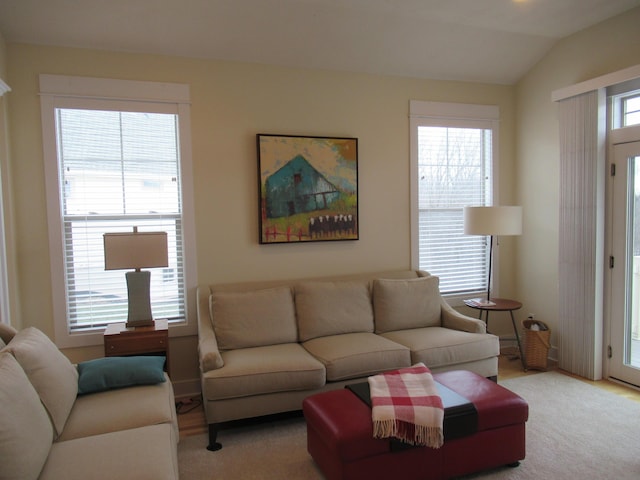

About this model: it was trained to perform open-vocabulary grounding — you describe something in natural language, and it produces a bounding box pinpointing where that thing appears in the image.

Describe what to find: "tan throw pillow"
[0,323,17,344]
[295,281,374,342]
[4,327,79,437]
[0,353,54,480]
[210,287,298,350]
[373,276,442,333]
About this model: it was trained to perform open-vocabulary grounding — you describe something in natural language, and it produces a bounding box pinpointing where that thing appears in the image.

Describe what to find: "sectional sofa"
[197,269,500,450]
[0,324,179,480]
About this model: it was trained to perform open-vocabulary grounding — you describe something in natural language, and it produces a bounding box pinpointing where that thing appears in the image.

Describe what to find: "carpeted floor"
[178,371,640,479]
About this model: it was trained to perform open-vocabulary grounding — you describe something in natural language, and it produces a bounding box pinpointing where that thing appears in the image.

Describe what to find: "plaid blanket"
[368,363,444,448]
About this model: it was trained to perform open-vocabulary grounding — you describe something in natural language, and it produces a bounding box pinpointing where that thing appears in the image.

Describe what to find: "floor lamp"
[104,228,169,328]
[463,206,522,306]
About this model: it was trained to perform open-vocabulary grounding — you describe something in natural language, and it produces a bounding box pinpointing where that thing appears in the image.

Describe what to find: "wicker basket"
[522,319,551,371]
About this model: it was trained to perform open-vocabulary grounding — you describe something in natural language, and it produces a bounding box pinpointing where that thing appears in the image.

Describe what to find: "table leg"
[509,310,527,370]
[476,310,491,332]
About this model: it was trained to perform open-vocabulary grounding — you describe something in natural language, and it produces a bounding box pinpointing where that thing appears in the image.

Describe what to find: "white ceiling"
[1,0,639,84]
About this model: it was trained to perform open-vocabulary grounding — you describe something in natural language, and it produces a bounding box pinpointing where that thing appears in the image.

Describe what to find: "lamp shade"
[104,231,168,271]
[463,206,522,236]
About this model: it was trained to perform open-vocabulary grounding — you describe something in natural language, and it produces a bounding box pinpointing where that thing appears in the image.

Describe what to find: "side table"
[104,319,170,376]
[463,298,527,371]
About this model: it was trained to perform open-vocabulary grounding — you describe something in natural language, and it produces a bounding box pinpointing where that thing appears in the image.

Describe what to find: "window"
[610,83,640,129]
[40,75,197,347]
[410,101,499,298]
[622,94,640,127]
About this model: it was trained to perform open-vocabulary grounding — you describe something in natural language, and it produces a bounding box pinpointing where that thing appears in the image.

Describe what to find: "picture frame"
[257,134,359,244]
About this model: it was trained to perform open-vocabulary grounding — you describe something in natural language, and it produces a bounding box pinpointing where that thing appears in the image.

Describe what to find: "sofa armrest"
[441,300,486,334]
[197,287,224,372]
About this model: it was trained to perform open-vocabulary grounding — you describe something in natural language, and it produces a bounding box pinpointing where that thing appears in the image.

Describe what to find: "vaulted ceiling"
[0,0,639,84]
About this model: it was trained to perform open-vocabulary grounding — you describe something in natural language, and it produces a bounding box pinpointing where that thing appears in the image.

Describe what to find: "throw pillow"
[4,327,78,437]
[0,322,17,344]
[0,353,54,480]
[373,276,442,333]
[77,356,166,395]
[210,286,298,350]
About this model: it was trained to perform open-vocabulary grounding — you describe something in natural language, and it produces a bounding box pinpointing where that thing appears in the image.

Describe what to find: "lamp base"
[125,270,154,328]
[466,297,496,307]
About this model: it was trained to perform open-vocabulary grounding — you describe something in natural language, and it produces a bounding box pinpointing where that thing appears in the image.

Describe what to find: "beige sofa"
[0,325,179,480]
[197,270,499,451]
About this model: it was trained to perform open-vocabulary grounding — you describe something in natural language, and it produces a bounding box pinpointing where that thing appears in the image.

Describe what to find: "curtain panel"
[557,89,606,380]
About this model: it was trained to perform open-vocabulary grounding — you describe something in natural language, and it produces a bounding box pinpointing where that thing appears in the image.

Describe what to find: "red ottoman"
[302,370,528,480]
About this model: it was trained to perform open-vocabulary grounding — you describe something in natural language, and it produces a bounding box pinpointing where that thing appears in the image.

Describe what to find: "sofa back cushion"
[373,276,442,333]
[295,281,374,342]
[210,286,298,350]
[4,327,79,437]
[0,352,54,480]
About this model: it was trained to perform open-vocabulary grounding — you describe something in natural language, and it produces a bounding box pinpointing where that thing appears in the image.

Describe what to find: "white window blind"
[57,108,185,330]
[410,101,498,296]
[417,126,492,293]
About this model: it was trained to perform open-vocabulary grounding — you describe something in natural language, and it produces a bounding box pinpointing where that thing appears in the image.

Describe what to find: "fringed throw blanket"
[368,363,444,448]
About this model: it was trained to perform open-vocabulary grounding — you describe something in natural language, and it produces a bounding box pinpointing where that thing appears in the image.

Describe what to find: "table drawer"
[105,334,167,356]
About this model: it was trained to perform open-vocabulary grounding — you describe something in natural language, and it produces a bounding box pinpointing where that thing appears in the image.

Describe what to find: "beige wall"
[515,7,640,358]
[0,30,6,79]
[5,43,516,389]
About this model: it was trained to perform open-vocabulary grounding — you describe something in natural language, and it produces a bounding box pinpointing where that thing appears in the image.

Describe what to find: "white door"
[609,140,640,386]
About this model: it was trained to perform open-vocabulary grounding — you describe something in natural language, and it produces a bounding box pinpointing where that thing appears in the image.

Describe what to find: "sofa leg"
[207,424,222,451]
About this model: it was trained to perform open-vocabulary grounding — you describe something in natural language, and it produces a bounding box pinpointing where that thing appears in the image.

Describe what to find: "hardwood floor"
[176,352,640,438]
[176,396,207,439]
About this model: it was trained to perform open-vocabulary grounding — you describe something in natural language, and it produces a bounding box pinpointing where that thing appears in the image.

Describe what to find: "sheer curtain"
[557,89,606,380]
[0,80,11,325]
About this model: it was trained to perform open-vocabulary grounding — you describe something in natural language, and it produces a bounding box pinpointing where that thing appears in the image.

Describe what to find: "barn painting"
[257,134,358,244]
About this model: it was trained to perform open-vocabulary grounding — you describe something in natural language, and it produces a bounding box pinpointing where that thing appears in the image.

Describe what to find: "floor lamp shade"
[463,206,522,305]
[104,231,168,328]
[463,206,522,237]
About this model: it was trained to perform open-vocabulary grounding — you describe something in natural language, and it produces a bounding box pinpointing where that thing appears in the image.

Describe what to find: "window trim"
[409,100,500,305]
[40,74,198,348]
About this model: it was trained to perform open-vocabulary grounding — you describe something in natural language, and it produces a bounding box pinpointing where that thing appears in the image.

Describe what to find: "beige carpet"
[178,372,640,479]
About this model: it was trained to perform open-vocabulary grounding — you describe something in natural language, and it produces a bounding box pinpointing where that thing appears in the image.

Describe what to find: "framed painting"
[257,134,359,244]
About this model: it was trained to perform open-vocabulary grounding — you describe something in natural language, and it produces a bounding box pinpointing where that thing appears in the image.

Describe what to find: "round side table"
[463,298,527,371]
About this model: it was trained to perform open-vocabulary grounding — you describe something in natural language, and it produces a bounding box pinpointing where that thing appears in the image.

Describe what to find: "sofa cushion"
[77,356,166,395]
[373,276,442,333]
[210,287,298,350]
[4,327,78,437]
[295,281,374,342]
[58,373,178,442]
[41,424,178,480]
[380,326,500,368]
[302,332,411,381]
[201,343,326,401]
[0,353,54,480]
